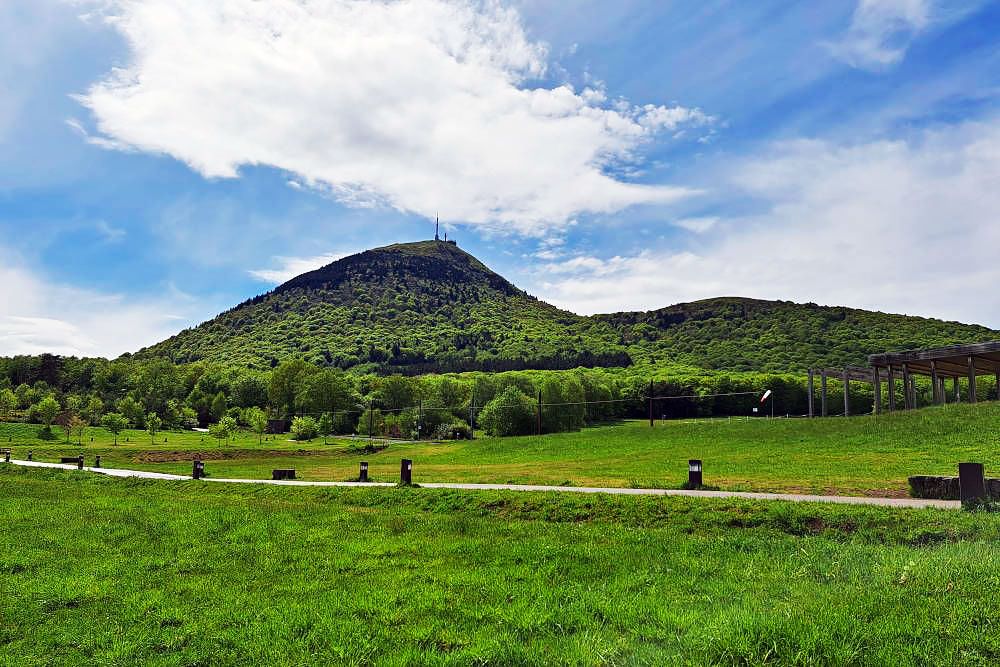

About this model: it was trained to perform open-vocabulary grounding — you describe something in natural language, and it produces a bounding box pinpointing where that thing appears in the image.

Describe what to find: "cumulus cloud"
[249,252,349,284]
[828,0,930,69]
[75,0,711,233]
[0,256,200,357]
[535,120,1000,327]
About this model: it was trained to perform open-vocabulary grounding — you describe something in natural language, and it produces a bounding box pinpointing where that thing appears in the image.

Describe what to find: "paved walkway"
[5,459,960,509]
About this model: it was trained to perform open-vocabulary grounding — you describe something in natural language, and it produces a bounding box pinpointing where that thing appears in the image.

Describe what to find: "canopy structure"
[807,341,1000,417]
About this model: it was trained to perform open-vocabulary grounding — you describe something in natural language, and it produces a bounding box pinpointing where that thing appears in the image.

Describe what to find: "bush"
[432,420,472,440]
[478,386,536,437]
[291,415,319,441]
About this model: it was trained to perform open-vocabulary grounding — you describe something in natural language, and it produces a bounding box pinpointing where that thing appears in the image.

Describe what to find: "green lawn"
[3,401,1000,496]
[1,467,998,665]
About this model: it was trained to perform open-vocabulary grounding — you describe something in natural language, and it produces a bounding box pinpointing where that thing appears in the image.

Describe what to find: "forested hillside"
[599,297,999,372]
[139,241,628,373]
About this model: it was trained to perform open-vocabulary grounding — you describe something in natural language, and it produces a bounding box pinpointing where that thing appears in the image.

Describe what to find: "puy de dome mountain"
[139,240,999,374]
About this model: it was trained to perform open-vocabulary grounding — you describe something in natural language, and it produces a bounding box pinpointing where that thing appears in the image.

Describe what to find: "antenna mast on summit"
[435,215,440,241]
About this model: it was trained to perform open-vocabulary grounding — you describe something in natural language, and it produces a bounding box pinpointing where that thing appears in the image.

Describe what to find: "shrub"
[478,386,535,437]
[291,416,319,441]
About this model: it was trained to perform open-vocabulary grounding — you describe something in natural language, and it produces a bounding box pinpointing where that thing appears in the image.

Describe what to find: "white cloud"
[828,0,930,70]
[672,216,719,233]
[75,0,711,234]
[535,120,1000,328]
[0,255,200,357]
[249,252,349,284]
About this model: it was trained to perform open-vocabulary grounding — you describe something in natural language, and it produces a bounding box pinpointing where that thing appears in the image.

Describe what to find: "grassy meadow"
[4,402,1000,496]
[1,466,999,665]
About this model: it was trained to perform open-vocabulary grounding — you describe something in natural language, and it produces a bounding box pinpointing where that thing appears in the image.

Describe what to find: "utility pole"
[648,379,654,428]
[537,391,542,436]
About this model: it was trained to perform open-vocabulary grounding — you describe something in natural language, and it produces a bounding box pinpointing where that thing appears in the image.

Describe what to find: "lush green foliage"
[290,415,319,441]
[598,296,998,372]
[138,241,629,372]
[3,466,999,664]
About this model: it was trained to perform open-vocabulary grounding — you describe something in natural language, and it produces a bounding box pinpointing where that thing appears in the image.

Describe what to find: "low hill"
[597,297,999,372]
[139,241,999,374]
[139,241,628,372]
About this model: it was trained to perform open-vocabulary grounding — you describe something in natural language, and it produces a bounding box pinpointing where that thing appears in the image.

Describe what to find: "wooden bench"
[272,469,296,481]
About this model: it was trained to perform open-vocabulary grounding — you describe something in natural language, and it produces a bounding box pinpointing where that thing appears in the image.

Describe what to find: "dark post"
[968,356,977,403]
[648,379,654,427]
[95,455,101,468]
[902,364,911,409]
[27,451,32,461]
[368,399,374,444]
[192,459,202,480]
[77,455,84,470]
[887,365,896,412]
[3,450,8,463]
[953,377,960,403]
[537,390,542,436]
[688,459,703,488]
[807,370,815,418]
[400,458,412,485]
[418,400,423,439]
[359,461,369,483]
[958,462,987,506]
[872,368,881,415]
[820,371,828,417]
[842,369,850,417]
[930,361,940,404]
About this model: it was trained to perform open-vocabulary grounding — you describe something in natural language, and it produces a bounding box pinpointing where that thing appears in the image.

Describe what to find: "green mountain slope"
[597,297,999,372]
[139,241,999,374]
[139,241,628,372]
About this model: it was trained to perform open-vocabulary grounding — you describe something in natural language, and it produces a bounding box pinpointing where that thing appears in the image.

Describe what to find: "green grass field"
[4,402,999,496]
[1,466,999,665]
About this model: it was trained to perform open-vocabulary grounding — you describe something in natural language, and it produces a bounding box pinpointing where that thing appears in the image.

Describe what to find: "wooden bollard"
[688,459,703,488]
[959,462,987,506]
[77,455,84,470]
[94,456,101,468]
[359,461,369,483]
[192,459,203,480]
[3,450,9,464]
[400,459,412,485]
[27,451,32,461]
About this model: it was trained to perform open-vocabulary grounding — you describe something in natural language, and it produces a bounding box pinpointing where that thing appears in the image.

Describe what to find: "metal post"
[95,455,101,468]
[418,400,423,439]
[77,455,84,470]
[27,451,32,461]
[359,461,368,483]
[469,390,476,440]
[400,458,412,485]
[648,380,654,427]
[807,370,815,418]
[369,399,374,443]
[537,390,542,436]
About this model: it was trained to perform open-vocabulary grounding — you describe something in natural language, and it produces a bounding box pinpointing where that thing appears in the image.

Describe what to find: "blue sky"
[2,0,1000,357]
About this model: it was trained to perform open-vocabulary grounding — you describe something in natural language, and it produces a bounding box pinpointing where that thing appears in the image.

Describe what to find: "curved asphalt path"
[5,459,960,510]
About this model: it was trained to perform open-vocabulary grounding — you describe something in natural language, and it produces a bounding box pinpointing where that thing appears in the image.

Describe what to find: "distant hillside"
[597,297,999,372]
[139,241,999,374]
[139,241,628,372]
